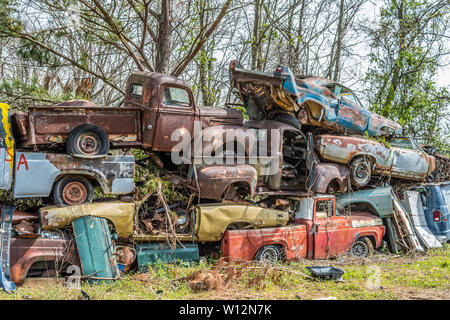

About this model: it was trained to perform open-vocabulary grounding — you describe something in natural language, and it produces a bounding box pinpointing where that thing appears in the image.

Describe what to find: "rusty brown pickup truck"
[12,72,243,158]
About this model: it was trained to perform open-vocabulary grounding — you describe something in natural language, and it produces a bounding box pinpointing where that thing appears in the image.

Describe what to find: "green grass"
[1,245,448,300]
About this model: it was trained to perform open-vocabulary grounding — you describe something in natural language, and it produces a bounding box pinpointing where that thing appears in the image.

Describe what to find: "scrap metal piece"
[40,201,136,238]
[136,243,199,271]
[194,204,289,242]
[0,205,16,292]
[401,191,442,249]
[72,216,120,283]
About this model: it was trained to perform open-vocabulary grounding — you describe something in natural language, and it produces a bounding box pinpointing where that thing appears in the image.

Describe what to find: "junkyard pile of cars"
[0,60,448,292]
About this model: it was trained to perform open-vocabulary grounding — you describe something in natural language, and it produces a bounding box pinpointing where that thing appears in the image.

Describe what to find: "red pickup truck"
[221,195,385,262]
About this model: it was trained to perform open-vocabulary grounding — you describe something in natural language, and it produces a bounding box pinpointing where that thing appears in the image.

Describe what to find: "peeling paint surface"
[40,201,136,238]
[317,134,434,180]
[194,204,289,242]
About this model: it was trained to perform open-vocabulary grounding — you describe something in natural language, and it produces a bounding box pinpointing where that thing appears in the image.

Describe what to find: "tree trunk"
[156,0,171,74]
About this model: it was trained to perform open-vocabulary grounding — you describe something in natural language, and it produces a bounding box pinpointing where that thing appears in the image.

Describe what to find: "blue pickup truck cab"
[414,182,450,243]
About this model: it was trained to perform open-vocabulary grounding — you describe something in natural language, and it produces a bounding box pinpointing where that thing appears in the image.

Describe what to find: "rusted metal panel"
[349,212,383,228]
[195,164,258,199]
[9,238,80,285]
[194,204,289,242]
[14,100,141,148]
[13,151,135,198]
[317,134,435,180]
[40,201,136,239]
[310,163,349,193]
[221,226,308,262]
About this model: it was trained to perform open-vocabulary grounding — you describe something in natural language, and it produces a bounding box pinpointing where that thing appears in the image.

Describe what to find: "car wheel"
[350,238,373,258]
[53,176,94,206]
[67,124,109,157]
[349,157,371,188]
[254,245,285,265]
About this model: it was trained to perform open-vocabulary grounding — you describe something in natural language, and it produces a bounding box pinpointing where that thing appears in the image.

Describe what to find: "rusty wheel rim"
[77,132,101,155]
[62,181,88,205]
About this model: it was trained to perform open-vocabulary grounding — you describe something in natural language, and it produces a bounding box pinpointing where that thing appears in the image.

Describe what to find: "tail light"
[433,210,441,222]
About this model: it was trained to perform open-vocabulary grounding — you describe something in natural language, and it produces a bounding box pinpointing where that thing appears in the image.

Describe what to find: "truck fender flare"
[351,232,380,248]
[54,169,108,193]
[348,153,376,167]
[10,254,54,285]
[251,240,289,260]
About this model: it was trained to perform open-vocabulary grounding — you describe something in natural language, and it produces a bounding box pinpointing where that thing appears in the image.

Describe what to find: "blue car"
[415,182,450,243]
[229,60,402,137]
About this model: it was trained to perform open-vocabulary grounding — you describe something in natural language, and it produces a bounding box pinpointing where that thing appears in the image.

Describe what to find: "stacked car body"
[1,60,448,288]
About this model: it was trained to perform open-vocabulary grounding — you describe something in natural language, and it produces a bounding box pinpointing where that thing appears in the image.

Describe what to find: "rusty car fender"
[195,164,258,200]
[40,201,136,238]
[194,204,289,242]
[9,238,80,285]
[192,125,259,161]
[349,226,386,248]
[310,162,349,193]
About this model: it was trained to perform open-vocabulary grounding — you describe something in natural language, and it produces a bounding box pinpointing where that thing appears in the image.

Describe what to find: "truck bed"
[12,101,142,148]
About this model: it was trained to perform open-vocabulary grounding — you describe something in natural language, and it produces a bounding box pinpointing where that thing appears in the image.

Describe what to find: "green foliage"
[0,77,81,111]
[364,0,449,151]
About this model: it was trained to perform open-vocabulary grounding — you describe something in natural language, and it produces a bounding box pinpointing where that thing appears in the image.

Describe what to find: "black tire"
[67,124,109,156]
[273,113,302,130]
[254,245,285,265]
[350,237,374,258]
[349,156,371,188]
[53,175,94,206]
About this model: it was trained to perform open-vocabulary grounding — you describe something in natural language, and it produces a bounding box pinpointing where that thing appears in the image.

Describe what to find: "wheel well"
[354,235,376,248]
[349,154,375,167]
[27,260,69,278]
[226,222,251,230]
[303,100,323,121]
[342,201,379,216]
[54,173,100,189]
[326,179,340,193]
[222,182,251,198]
